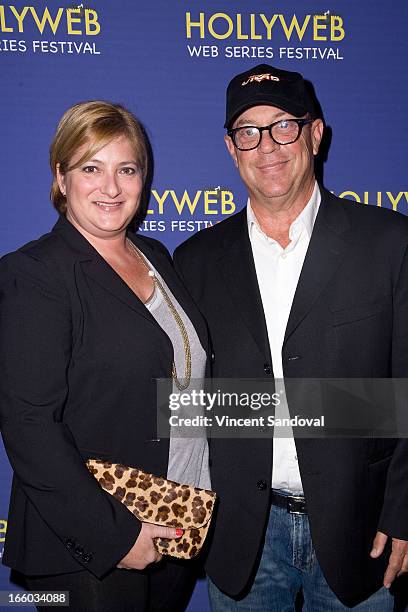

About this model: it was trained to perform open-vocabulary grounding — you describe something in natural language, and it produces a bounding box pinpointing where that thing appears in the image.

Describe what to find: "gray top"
[143,259,211,490]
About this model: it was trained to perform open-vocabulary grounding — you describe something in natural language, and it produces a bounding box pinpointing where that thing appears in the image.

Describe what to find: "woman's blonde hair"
[50,101,150,217]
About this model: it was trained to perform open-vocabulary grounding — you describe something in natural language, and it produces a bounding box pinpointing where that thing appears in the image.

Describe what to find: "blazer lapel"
[218,209,271,360]
[52,216,165,328]
[53,216,210,351]
[284,188,351,345]
[81,256,159,325]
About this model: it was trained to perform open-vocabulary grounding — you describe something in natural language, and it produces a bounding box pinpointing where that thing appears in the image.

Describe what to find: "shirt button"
[257,480,267,491]
[264,363,272,375]
[281,252,287,259]
[294,455,298,461]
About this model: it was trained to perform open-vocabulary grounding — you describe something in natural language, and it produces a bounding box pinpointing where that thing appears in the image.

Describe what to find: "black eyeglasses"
[227,118,313,151]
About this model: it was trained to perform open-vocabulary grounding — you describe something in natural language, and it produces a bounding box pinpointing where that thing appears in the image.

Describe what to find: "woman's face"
[57,135,143,241]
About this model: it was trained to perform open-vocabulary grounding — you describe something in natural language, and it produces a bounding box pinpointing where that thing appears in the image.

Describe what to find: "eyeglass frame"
[227,118,314,151]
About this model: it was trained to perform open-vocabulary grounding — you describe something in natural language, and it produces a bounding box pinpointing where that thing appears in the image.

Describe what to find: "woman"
[0,101,210,611]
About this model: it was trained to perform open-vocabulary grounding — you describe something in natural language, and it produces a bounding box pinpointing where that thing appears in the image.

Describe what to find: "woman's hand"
[117,523,183,570]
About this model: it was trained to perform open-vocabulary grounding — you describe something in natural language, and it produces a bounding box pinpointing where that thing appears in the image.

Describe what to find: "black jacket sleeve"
[378,242,408,539]
[0,251,141,578]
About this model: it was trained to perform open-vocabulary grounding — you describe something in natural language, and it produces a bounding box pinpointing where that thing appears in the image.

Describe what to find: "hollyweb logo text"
[185,11,345,61]
[0,4,102,55]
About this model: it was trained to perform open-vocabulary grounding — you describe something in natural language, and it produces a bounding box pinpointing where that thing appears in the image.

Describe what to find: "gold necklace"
[126,238,192,391]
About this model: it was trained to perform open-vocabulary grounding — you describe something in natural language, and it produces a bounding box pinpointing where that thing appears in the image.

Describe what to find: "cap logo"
[241,73,280,86]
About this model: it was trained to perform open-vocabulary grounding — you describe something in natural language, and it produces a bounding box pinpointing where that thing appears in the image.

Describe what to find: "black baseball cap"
[224,64,315,129]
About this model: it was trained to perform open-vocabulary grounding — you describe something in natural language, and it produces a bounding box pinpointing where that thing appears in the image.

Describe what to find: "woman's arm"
[0,250,141,577]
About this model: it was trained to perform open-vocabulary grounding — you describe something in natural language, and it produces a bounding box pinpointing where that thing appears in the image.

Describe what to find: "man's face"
[225,105,323,206]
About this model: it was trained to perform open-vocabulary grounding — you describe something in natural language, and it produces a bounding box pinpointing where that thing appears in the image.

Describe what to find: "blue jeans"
[208,491,394,611]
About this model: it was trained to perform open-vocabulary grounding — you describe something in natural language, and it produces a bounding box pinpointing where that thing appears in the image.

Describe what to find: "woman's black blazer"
[0,215,209,578]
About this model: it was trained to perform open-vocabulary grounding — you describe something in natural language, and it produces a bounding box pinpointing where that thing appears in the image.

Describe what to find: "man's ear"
[224,134,239,168]
[56,163,66,196]
[311,119,324,156]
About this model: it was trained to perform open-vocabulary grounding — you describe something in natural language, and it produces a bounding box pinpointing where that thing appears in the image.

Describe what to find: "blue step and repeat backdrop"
[1,1,407,610]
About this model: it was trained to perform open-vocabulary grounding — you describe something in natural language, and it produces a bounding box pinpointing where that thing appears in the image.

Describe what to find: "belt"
[271,491,307,514]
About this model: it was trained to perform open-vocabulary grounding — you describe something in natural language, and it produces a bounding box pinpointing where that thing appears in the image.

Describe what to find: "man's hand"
[370,531,408,588]
[117,523,183,570]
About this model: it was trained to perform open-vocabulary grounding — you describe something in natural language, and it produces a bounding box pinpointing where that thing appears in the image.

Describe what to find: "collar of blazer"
[52,215,210,357]
[213,185,351,353]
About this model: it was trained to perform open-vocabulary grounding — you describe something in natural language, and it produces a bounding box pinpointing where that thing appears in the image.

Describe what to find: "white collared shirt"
[247,182,321,492]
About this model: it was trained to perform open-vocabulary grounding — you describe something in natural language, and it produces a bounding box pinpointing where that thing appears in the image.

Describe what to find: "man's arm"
[370,240,408,587]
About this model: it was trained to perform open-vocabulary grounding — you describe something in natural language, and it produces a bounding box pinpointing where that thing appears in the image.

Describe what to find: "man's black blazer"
[0,216,209,578]
[174,187,408,607]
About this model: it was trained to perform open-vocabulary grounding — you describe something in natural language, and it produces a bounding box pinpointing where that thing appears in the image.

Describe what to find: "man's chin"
[257,186,292,201]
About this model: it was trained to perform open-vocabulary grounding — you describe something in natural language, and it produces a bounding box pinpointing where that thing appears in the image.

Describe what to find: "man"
[174,64,408,610]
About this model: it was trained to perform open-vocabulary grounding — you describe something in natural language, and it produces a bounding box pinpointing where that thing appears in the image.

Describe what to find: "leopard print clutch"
[86,459,217,560]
